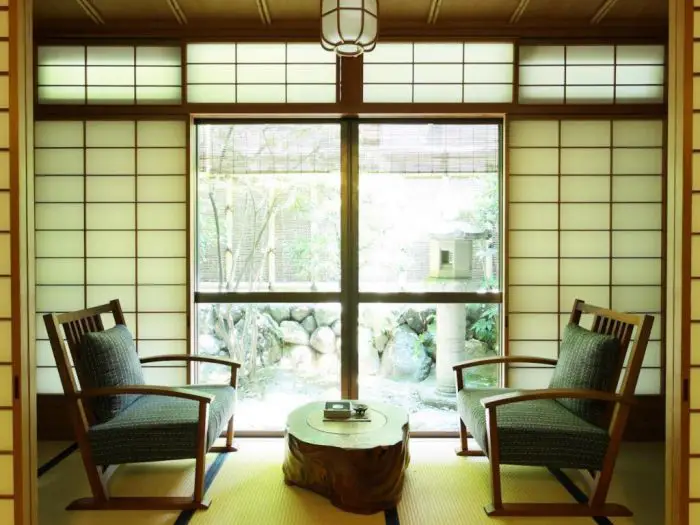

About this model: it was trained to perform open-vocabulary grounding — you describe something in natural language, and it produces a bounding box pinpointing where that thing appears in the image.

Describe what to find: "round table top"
[286,401,409,449]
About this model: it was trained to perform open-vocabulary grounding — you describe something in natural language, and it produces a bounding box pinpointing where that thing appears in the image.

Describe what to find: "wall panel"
[507,119,664,393]
[34,120,188,393]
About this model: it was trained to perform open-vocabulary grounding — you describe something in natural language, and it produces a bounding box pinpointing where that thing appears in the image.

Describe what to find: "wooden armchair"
[453,299,653,518]
[44,299,241,511]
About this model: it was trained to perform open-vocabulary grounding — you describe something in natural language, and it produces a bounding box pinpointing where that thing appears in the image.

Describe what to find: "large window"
[194,121,503,433]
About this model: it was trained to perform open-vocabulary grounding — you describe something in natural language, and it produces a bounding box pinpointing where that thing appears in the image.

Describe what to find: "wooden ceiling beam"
[166,0,188,26]
[591,0,622,25]
[427,0,443,24]
[509,0,532,24]
[74,0,105,25]
[256,0,272,25]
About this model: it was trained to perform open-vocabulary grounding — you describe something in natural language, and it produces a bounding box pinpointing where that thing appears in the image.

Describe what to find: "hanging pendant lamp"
[320,0,379,57]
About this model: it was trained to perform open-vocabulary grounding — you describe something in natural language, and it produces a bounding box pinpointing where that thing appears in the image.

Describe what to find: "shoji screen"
[34,120,188,393]
[0,0,13,516]
[186,42,336,103]
[518,45,665,104]
[507,119,664,393]
[363,42,514,103]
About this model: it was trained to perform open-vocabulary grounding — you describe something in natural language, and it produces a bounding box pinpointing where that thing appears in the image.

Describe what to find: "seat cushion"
[77,325,145,423]
[457,388,610,471]
[88,384,236,466]
[549,323,620,426]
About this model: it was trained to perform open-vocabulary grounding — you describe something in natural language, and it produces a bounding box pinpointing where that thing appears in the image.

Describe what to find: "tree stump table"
[282,401,410,514]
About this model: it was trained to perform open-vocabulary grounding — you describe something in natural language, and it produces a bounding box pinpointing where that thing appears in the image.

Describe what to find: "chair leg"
[193,443,207,506]
[455,418,485,457]
[211,416,237,453]
[485,457,503,514]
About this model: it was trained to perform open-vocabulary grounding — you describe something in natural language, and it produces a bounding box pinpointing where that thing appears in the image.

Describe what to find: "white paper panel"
[508,121,559,147]
[509,259,558,285]
[612,149,663,175]
[36,259,84,285]
[0,411,12,451]
[35,231,84,257]
[86,231,135,257]
[612,231,661,258]
[86,203,135,229]
[559,286,610,310]
[509,148,559,175]
[611,286,661,312]
[137,176,185,202]
[138,313,187,339]
[508,231,558,257]
[560,121,610,147]
[560,176,610,201]
[35,121,84,147]
[462,84,512,103]
[137,203,186,230]
[137,148,186,175]
[35,285,84,313]
[560,149,610,175]
[0,321,10,363]
[690,414,700,454]
[35,204,84,230]
[507,367,554,389]
[137,231,186,257]
[187,85,236,104]
[364,85,412,103]
[509,203,557,229]
[560,231,610,258]
[34,149,84,175]
[0,454,13,495]
[413,85,462,103]
[612,259,661,285]
[137,340,187,358]
[87,286,135,312]
[86,149,135,175]
[612,120,663,147]
[612,203,662,230]
[137,121,186,147]
[560,259,609,285]
[0,279,9,318]
[508,286,557,312]
[36,367,63,394]
[612,176,661,202]
[560,203,610,230]
[86,176,135,202]
[508,176,558,202]
[86,121,135,147]
[137,258,186,284]
[507,341,558,360]
[519,86,564,104]
[138,286,186,312]
[631,368,661,395]
[508,313,559,340]
[142,367,187,386]
[86,258,135,285]
[35,176,83,202]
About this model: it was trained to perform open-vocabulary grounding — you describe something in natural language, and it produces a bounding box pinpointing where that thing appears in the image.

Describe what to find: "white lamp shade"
[321,0,378,57]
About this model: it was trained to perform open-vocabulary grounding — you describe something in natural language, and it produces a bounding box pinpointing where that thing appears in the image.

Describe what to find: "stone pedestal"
[435,303,466,395]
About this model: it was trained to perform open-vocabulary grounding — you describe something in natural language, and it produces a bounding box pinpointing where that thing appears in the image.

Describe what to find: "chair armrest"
[453,356,558,372]
[76,386,214,404]
[480,388,632,409]
[139,354,241,369]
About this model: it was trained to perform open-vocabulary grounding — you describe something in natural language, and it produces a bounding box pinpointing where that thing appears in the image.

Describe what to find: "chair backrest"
[43,299,127,426]
[567,298,654,401]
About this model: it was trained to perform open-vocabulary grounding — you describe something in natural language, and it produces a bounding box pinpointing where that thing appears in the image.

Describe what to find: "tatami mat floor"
[37,438,664,525]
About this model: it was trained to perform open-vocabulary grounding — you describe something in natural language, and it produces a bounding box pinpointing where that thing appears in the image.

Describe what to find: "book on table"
[323,401,371,422]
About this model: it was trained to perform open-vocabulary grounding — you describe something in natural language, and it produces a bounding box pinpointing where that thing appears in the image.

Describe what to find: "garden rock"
[380,324,432,382]
[268,305,291,324]
[400,308,425,333]
[301,315,318,334]
[198,334,219,356]
[291,306,312,322]
[314,304,340,327]
[331,319,341,336]
[280,320,310,346]
[310,326,336,354]
[358,326,380,375]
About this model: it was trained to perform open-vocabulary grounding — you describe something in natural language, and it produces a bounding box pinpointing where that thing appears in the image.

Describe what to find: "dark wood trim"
[33,103,667,120]
[591,0,622,26]
[509,0,532,25]
[32,20,668,41]
[8,0,21,520]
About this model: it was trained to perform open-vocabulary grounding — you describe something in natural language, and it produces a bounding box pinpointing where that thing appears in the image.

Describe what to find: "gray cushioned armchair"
[454,299,653,519]
[44,299,240,512]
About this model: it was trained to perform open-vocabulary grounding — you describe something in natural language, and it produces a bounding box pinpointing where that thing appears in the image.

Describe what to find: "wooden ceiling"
[34,0,668,38]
